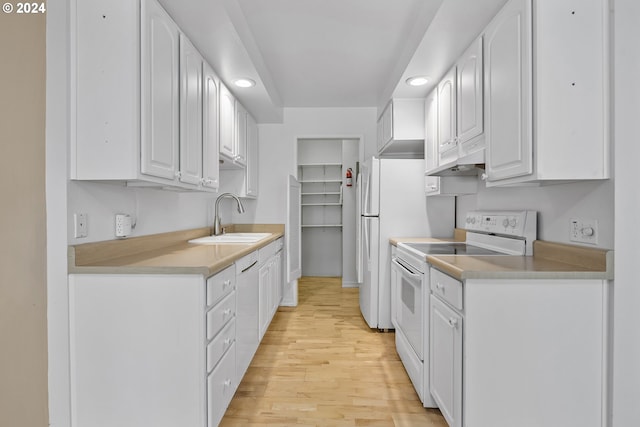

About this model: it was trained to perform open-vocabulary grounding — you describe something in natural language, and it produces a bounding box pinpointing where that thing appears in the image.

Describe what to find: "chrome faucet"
[213,193,245,235]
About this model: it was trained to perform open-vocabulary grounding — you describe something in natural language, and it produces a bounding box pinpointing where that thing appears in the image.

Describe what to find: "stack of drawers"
[205,265,237,427]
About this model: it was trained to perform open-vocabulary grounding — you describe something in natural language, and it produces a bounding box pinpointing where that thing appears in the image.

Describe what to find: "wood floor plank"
[220,277,448,427]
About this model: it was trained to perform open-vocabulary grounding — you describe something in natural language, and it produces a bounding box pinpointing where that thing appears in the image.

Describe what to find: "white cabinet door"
[141,0,180,181]
[484,0,533,181]
[202,63,220,190]
[424,91,440,194]
[275,251,283,307]
[457,36,484,154]
[258,263,271,341]
[245,113,259,197]
[269,257,279,317]
[376,116,384,151]
[219,83,236,160]
[179,35,203,186]
[235,102,248,166]
[437,67,457,163]
[69,274,206,427]
[430,295,462,427]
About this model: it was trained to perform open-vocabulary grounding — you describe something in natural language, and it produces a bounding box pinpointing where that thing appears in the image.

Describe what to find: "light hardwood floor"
[220,277,448,427]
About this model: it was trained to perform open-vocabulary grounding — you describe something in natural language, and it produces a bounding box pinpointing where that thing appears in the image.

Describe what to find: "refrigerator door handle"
[356,174,363,283]
[363,169,372,216]
[363,216,372,271]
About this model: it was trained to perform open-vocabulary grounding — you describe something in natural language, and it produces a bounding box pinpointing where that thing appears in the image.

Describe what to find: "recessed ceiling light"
[233,78,256,88]
[405,76,429,87]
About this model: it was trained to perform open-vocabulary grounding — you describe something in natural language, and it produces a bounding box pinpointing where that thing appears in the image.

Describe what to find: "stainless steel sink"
[188,232,272,244]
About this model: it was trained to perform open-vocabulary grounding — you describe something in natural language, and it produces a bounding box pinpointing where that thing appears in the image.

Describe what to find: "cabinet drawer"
[207,343,236,427]
[207,265,235,308]
[207,318,235,373]
[207,291,236,340]
[430,268,463,310]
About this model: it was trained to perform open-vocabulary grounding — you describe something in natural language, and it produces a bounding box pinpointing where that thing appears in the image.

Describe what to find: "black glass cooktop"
[401,242,506,256]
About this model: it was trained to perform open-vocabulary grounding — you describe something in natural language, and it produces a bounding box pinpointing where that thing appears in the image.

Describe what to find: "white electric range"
[391,210,537,407]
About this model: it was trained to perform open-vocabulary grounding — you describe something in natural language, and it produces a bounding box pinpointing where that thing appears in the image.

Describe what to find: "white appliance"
[392,210,537,407]
[357,157,454,330]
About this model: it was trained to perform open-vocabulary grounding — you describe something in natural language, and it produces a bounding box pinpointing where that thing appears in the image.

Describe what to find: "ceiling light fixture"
[405,76,429,87]
[233,78,256,88]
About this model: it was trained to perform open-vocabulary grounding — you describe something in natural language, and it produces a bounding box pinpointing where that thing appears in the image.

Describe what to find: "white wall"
[234,107,377,224]
[613,1,640,426]
[236,108,377,297]
[68,182,227,244]
[457,179,614,248]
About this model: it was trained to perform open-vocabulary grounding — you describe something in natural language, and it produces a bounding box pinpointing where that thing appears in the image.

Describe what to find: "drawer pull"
[448,318,458,328]
[223,308,231,318]
[224,379,232,389]
[436,282,445,291]
[223,279,231,289]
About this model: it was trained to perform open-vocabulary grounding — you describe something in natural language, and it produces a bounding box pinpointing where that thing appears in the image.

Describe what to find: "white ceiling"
[159,0,508,123]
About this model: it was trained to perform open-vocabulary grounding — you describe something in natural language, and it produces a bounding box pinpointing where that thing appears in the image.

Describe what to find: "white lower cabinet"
[69,261,249,427]
[258,239,284,340]
[207,343,236,427]
[430,280,463,427]
[428,267,610,427]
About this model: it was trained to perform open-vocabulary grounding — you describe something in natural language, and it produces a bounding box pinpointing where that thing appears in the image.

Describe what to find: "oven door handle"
[392,257,421,277]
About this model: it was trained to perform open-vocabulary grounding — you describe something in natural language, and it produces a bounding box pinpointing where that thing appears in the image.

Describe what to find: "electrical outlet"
[115,214,132,238]
[74,213,88,238]
[570,218,598,245]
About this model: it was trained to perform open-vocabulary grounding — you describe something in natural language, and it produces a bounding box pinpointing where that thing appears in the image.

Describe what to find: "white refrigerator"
[357,157,454,329]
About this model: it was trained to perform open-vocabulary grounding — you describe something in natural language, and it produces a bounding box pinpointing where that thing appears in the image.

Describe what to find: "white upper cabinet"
[245,114,259,197]
[457,37,484,156]
[202,62,220,190]
[425,91,439,191]
[484,0,609,186]
[380,103,394,148]
[437,67,457,164]
[71,0,220,192]
[484,0,532,182]
[434,36,485,170]
[377,99,425,157]
[140,0,181,182]
[219,83,237,163]
[219,106,259,198]
[425,89,478,197]
[235,102,248,167]
[178,34,203,187]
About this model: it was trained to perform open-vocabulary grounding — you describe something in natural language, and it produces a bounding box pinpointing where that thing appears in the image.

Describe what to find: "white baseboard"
[342,281,360,288]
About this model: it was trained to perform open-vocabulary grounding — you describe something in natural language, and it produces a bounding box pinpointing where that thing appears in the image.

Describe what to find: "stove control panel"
[465,210,537,239]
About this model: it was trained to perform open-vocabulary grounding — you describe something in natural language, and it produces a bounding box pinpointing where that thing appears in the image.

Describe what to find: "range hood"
[426,149,485,176]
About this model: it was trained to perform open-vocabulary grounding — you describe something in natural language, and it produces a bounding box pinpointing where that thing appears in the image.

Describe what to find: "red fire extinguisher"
[346,168,353,187]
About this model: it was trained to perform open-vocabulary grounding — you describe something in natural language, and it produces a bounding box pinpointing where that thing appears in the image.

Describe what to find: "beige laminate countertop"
[391,237,613,281]
[69,224,284,277]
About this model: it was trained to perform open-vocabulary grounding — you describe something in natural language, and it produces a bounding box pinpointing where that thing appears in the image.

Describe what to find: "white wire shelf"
[299,179,343,183]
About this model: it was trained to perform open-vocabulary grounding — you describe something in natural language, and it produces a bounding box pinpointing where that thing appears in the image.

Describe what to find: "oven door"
[391,256,424,360]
